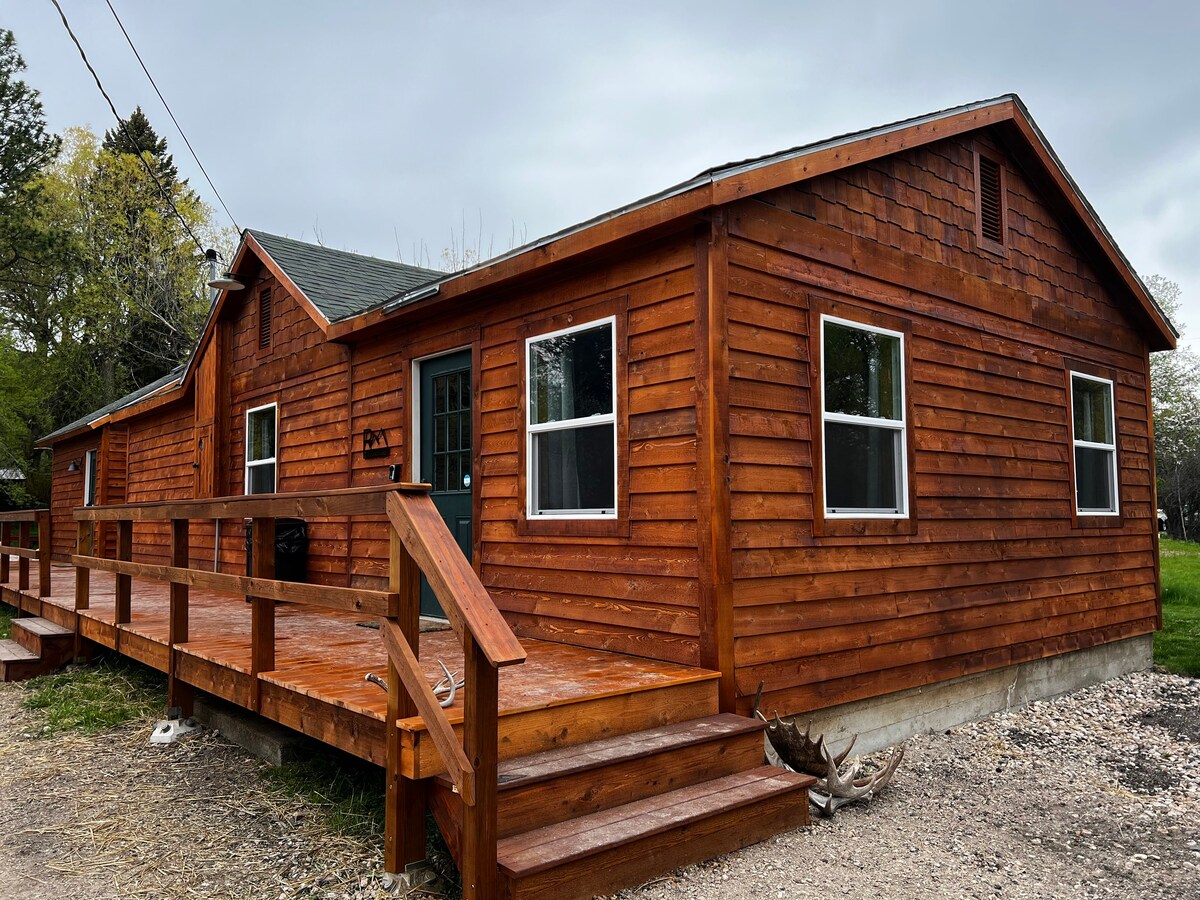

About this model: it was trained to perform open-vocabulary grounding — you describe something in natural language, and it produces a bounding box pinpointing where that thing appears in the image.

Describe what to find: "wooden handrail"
[0,509,48,522]
[385,491,525,668]
[64,484,519,897]
[0,508,51,597]
[69,554,397,616]
[74,483,428,522]
[379,619,476,803]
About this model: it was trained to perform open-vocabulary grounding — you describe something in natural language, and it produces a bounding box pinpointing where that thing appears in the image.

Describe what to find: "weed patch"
[22,656,167,735]
[0,600,13,639]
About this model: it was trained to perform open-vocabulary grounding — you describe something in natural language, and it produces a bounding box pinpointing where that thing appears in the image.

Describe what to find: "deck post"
[168,518,193,717]
[461,632,499,900]
[37,510,51,598]
[249,516,276,710]
[1,522,9,583]
[17,521,30,593]
[74,520,92,661]
[384,524,427,877]
[114,520,133,625]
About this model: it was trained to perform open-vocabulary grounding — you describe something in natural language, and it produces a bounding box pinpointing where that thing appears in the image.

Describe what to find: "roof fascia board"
[710,99,1016,203]
[327,184,715,340]
[1004,107,1175,350]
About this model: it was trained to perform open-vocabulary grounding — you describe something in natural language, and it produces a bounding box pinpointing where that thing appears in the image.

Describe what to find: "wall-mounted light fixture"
[67,458,82,472]
[205,248,245,291]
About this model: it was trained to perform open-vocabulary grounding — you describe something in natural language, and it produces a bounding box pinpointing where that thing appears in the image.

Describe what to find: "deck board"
[2,562,717,765]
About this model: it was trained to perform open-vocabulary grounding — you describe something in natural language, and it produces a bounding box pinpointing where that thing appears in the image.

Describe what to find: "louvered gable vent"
[258,287,272,350]
[978,155,1004,245]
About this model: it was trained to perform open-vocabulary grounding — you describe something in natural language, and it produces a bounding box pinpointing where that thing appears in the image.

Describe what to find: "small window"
[258,287,272,351]
[526,317,617,518]
[975,150,1007,252]
[245,403,277,495]
[821,316,908,517]
[83,448,98,507]
[1071,373,1118,515]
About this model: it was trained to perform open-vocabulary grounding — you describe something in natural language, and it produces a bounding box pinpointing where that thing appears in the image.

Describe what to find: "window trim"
[819,313,910,520]
[1068,370,1120,518]
[525,314,619,520]
[973,146,1008,257]
[244,402,278,495]
[83,448,98,507]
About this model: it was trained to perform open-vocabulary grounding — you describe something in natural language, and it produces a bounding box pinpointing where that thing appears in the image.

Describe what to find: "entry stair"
[0,616,74,682]
[429,710,815,899]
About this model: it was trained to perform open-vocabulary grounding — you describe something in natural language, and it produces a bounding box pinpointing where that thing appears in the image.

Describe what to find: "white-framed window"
[1070,372,1119,515]
[245,403,278,495]
[526,316,617,518]
[83,448,98,507]
[820,315,908,518]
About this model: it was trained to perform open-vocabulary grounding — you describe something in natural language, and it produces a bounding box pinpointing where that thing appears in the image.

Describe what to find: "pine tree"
[102,105,179,187]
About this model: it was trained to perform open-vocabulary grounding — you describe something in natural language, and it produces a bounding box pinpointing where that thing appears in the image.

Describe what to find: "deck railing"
[72,484,525,899]
[0,509,51,598]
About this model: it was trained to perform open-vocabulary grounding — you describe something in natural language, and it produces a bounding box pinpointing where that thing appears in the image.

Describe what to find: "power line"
[104,0,240,232]
[47,0,210,258]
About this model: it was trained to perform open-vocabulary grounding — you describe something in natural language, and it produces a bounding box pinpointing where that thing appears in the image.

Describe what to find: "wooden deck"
[1,561,719,770]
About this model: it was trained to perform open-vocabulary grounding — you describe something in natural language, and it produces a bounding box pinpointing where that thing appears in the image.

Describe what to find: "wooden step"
[400,672,720,779]
[0,639,45,682]
[12,616,74,667]
[433,713,768,839]
[497,766,814,900]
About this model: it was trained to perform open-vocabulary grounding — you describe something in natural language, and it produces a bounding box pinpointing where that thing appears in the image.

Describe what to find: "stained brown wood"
[17,522,30,591]
[386,491,525,667]
[379,618,475,803]
[461,631,499,899]
[75,483,426,522]
[67,554,395,615]
[114,520,133,624]
[250,516,276,709]
[168,518,193,714]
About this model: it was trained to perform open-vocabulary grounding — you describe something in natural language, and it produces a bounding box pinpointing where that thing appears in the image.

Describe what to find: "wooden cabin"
[7,94,1175,896]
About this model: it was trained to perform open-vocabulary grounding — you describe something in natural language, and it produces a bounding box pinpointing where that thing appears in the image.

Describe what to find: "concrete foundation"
[792,634,1154,756]
[193,695,317,766]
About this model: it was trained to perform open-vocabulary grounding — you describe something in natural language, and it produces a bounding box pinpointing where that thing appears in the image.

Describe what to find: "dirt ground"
[0,669,1196,900]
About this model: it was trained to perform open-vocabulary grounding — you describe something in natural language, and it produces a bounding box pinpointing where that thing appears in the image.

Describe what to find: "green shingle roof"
[248,229,443,323]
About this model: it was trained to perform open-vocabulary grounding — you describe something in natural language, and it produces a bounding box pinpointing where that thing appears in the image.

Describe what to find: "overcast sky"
[8,0,1198,344]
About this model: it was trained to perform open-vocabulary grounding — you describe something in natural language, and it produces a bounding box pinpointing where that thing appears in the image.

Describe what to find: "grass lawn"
[1157,537,1200,677]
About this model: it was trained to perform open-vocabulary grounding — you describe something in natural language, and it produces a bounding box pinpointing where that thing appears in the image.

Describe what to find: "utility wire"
[105,0,240,232]
[47,0,209,258]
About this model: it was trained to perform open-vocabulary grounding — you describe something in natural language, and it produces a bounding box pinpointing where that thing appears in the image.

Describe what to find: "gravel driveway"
[0,669,1196,900]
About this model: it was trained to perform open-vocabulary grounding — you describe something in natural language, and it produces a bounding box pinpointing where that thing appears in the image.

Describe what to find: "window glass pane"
[1075,446,1115,512]
[529,322,613,425]
[824,322,902,420]
[85,450,97,506]
[533,424,615,513]
[1073,377,1113,445]
[825,422,900,511]
[247,408,275,462]
[248,462,275,495]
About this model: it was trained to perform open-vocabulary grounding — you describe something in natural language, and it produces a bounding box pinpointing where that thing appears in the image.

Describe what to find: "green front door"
[419,349,473,618]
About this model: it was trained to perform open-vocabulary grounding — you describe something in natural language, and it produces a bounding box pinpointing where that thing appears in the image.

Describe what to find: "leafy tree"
[1147,275,1200,540]
[0,29,63,504]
